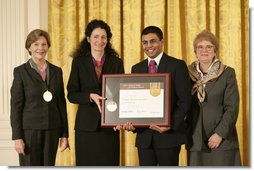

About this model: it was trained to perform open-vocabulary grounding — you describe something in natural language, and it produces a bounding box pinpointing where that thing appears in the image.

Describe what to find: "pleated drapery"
[47,0,249,166]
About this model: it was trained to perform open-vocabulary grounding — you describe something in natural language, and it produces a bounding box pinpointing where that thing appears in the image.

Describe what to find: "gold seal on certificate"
[43,90,53,102]
[150,82,161,97]
[107,100,117,112]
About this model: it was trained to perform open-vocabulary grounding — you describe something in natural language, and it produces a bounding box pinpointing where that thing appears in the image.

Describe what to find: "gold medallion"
[150,82,161,97]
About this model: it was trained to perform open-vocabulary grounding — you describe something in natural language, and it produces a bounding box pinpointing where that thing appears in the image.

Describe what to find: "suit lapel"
[157,54,168,73]
[102,55,111,74]
[82,55,99,85]
[140,59,149,73]
[204,79,217,96]
[25,61,43,82]
[48,62,56,84]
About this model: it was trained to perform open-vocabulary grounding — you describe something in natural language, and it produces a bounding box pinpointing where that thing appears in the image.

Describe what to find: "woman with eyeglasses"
[185,30,241,166]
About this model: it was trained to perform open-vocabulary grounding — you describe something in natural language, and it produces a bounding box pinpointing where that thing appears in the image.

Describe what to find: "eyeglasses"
[196,45,214,52]
[142,39,160,46]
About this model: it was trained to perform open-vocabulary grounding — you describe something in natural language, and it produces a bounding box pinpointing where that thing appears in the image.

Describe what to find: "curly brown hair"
[72,19,119,58]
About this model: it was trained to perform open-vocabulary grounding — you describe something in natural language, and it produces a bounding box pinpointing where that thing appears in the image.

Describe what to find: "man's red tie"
[149,60,157,73]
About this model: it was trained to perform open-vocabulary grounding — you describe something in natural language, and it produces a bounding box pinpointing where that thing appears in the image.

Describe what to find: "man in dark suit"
[123,26,191,166]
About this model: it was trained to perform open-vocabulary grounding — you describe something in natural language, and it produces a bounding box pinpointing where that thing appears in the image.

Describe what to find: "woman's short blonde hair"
[193,30,219,53]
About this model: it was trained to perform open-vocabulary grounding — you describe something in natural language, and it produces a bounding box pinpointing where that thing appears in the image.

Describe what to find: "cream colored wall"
[0,0,48,166]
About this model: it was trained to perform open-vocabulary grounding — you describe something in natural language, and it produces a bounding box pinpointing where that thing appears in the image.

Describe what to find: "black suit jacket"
[131,53,191,148]
[10,60,68,140]
[67,54,124,131]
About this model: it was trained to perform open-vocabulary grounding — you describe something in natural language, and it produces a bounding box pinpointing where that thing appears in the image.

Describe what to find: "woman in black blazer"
[10,29,69,166]
[67,19,124,166]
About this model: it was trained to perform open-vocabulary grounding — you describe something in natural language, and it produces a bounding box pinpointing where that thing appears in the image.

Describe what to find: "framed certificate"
[101,73,170,128]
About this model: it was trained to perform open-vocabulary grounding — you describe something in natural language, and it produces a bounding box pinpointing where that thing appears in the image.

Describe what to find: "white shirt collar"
[147,52,163,66]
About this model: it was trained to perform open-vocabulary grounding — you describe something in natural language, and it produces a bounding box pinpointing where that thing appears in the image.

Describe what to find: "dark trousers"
[75,129,119,166]
[138,146,181,166]
[19,129,60,166]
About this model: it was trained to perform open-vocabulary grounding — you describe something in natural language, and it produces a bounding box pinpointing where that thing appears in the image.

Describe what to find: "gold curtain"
[48,0,249,166]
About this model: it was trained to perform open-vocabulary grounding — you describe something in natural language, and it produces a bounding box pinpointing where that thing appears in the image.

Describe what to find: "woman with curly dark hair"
[67,19,124,166]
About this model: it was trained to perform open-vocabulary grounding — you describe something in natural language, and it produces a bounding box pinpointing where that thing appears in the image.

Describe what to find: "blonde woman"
[186,30,241,166]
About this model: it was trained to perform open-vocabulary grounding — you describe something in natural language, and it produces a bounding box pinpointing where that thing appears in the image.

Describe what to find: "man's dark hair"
[141,26,163,40]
